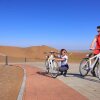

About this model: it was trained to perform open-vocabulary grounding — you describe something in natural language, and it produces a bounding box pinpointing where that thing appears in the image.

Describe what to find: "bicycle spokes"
[79,59,90,77]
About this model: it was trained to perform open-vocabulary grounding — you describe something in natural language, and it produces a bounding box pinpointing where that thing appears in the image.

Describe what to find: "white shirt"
[61,55,68,66]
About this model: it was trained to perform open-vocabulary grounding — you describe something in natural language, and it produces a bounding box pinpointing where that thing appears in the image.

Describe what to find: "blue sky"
[0,0,100,50]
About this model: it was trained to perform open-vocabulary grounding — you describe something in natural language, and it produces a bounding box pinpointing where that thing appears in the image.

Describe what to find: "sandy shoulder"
[0,65,23,100]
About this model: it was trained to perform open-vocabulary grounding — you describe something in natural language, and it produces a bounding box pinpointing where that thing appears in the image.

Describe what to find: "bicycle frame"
[48,54,55,69]
[88,53,100,70]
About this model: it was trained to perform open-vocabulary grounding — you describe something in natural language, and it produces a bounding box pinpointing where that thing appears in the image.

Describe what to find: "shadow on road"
[37,71,53,78]
[67,73,100,83]
[36,70,100,83]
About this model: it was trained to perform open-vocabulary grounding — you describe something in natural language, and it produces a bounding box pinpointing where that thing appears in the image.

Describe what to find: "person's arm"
[55,58,65,61]
[90,36,97,50]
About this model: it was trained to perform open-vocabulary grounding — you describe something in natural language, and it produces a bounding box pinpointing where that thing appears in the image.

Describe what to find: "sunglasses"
[63,51,67,53]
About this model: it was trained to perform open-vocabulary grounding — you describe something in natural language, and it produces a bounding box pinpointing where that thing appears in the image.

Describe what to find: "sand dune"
[0,46,25,57]
[0,45,58,59]
[0,45,87,62]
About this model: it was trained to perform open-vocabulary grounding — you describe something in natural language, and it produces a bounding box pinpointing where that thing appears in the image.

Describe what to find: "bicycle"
[79,50,100,80]
[45,51,60,78]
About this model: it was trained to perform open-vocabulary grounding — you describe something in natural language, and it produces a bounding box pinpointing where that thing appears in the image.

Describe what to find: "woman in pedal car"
[55,49,69,76]
[90,26,100,76]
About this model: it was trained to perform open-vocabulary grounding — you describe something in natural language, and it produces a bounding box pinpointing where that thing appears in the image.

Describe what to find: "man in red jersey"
[90,26,100,76]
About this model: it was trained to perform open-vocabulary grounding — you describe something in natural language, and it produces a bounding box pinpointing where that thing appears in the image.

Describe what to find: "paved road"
[22,65,87,100]
[27,62,100,100]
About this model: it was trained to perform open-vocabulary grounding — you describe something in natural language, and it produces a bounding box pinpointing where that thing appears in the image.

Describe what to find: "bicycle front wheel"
[79,58,90,77]
[50,61,59,78]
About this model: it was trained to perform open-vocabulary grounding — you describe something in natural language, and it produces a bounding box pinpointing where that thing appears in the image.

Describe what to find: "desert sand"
[0,45,87,63]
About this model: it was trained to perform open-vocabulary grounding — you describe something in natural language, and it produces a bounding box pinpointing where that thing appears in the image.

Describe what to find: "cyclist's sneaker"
[91,70,96,77]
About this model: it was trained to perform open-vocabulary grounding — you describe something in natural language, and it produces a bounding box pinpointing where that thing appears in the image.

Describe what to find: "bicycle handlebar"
[89,48,100,50]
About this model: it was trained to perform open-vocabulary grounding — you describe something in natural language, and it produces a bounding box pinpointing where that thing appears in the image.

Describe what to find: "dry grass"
[0,65,23,100]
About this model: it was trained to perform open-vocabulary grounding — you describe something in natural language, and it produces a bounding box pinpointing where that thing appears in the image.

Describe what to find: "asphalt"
[16,65,87,100]
[20,64,87,100]
[27,62,100,100]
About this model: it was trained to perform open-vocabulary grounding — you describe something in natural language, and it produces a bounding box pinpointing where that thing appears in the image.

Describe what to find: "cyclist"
[90,26,100,76]
[55,49,69,76]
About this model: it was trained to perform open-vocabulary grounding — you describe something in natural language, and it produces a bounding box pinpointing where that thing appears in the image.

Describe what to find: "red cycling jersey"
[94,35,100,54]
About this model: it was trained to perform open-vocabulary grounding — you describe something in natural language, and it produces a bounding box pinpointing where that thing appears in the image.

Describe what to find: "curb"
[17,65,26,100]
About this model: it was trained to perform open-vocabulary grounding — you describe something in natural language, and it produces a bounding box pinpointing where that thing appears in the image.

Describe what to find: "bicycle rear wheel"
[50,61,59,78]
[79,58,90,77]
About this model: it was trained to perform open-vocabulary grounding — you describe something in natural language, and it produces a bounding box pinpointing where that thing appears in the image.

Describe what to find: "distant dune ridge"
[0,45,88,62]
[0,45,58,59]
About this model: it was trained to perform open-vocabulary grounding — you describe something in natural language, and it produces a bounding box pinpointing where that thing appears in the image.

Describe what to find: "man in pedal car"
[90,26,100,76]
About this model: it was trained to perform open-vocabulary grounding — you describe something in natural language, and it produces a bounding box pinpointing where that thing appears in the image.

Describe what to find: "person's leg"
[91,54,96,77]
[60,65,69,75]
[63,66,68,75]
[91,62,97,77]
[59,67,63,75]
[63,64,69,76]
[66,64,69,70]
[91,70,96,77]
[63,70,67,76]
[60,71,63,75]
